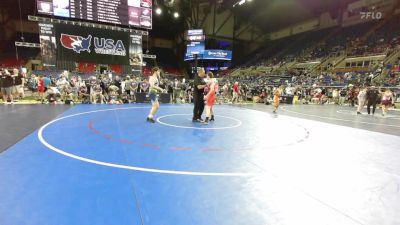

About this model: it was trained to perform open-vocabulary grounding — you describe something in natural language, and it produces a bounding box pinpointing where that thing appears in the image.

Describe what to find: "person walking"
[146,67,165,123]
[273,86,283,114]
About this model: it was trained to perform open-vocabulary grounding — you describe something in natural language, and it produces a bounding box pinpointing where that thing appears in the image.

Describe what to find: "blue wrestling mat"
[1,104,399,225]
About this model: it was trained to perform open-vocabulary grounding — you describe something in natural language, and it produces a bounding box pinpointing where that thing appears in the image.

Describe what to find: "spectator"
[231,82,240,104]
[1,70,14,104]
[12,68,25,100]
[339,88,347,105]
[357,87,367,114]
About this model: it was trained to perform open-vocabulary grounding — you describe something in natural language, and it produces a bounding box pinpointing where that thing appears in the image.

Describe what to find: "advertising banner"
[129,34,142,66]
[55,23,130,65]
[39,22,57,67]
[184,50,232,61]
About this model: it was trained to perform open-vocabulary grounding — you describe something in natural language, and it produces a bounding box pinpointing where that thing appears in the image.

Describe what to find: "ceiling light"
[156,8,162,15]
[173,12,179,18]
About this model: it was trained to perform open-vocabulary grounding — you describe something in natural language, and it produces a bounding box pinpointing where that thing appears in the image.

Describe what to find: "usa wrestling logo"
[60,33,126,56]
[60,34,92,53]
[93,38,126,56]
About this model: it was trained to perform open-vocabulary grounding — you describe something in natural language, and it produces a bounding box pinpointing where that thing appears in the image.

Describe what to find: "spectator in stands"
[56,76,69,102]
[172,78,181,103]
[78,83,89,103]
[63,84,75,104]
[91,80,104,104]
[108,85,121,104]
[114,76,122,95]
[125,76,132,96]
[129,77,138,102]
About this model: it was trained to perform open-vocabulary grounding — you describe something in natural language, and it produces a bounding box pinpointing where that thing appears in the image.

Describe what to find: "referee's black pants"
[367,100,377,115]
[193,94,205,120]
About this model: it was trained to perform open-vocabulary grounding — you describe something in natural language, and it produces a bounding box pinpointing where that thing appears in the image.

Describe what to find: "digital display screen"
[187,35,205,42]
[187,29,203,35]
[186,29,205,57]
[36,0,152,29]
[186,42,205,55]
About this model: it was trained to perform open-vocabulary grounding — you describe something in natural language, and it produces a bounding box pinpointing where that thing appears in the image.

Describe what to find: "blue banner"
[185,50,232,61]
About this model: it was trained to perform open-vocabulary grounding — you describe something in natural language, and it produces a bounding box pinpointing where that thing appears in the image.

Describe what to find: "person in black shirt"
[1,70,14,104]
[366,86,379,115]
[339,88,347,105]
[192,68,207,122]
[113,76,122,95]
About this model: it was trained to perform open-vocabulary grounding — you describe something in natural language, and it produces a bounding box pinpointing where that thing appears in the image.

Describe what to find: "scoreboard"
[36,0,152,29]
[186,29,205,56]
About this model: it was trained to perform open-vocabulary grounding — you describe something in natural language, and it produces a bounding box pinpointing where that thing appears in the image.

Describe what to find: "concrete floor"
[0,105,72,153]
[236,104,400,136]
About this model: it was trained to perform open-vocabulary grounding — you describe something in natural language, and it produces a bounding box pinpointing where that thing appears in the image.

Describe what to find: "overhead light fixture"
[233,0,247,7]
[173,12,179,18]
[156,8,162,15]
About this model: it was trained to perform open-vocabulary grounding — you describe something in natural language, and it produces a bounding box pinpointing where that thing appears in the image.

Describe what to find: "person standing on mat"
[231,82,240,104]
[381,88,393,116]
[202,72,218,124]
[192,68,206,122]
[147,67,165,123]
[366,86,379,115]
[273,86,282,114]
[357,87,367,114]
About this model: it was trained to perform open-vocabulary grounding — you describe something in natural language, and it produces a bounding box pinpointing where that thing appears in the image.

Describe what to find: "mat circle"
[156,114,242,130]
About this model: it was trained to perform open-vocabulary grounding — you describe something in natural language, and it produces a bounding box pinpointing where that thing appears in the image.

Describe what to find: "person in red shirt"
[38,75,45,103]
[273,87,282,113]
[231,82,239,104]
[202,72,218,124]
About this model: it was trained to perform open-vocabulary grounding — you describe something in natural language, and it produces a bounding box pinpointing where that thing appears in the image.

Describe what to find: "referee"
[192,68,206,122]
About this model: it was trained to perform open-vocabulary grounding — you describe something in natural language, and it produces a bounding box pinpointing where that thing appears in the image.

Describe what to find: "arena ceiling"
[220,0,359,32]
